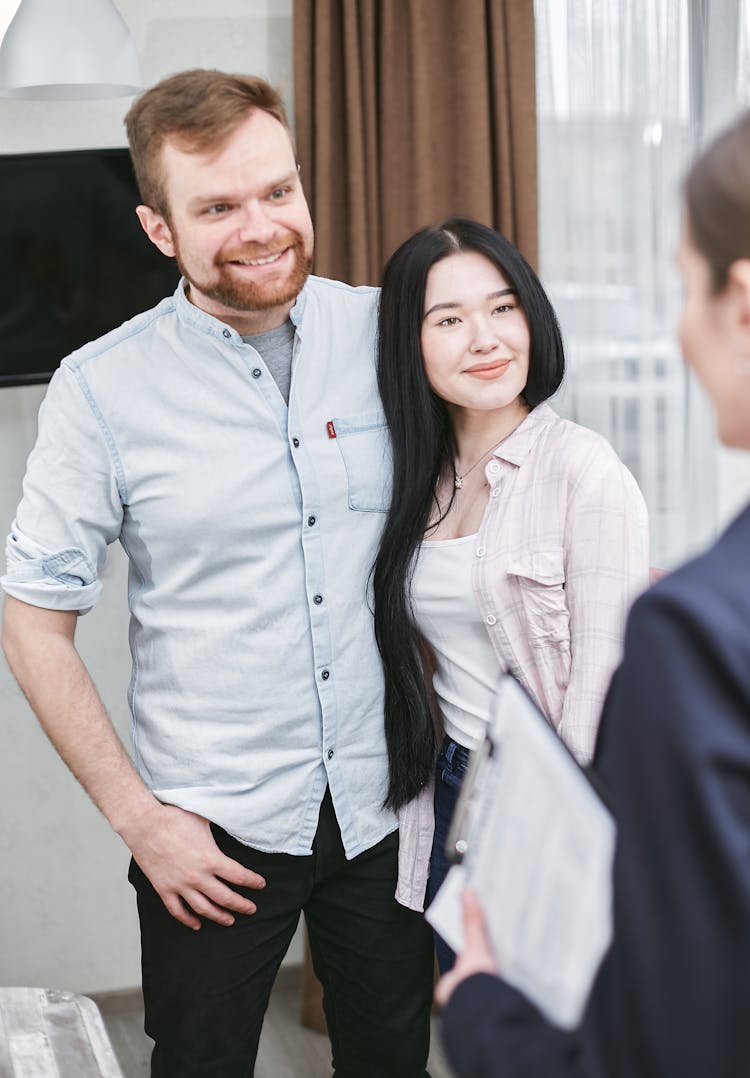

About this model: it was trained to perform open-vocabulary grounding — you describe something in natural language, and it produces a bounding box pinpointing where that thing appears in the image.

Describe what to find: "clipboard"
[427,673,616,1030]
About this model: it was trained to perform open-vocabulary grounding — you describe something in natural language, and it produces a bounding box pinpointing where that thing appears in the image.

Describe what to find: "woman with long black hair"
[373,219,650,969]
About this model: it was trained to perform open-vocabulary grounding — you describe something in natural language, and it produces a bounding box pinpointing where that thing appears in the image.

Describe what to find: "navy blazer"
[442,503,750,1078]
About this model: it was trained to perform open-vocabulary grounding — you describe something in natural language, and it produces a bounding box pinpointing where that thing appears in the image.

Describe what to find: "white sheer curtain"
[533,0,739,568]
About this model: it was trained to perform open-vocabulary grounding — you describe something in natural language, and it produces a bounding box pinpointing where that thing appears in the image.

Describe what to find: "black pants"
[128,789,435,1077]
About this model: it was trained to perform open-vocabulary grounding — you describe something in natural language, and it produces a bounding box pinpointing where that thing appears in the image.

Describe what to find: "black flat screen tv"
[0,148,181,387]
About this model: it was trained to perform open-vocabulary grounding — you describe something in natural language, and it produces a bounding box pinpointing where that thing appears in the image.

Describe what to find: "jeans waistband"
[439,736,472,772]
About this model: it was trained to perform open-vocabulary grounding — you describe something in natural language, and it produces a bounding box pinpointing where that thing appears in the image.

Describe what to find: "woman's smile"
[464,359,512,379]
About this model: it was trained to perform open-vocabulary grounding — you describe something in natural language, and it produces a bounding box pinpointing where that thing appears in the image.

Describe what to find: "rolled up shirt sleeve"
[2,363,124,614]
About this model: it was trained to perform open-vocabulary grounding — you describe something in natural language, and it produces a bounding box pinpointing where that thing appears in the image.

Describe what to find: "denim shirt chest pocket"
[331,412,392,512]
[506,547,570,647]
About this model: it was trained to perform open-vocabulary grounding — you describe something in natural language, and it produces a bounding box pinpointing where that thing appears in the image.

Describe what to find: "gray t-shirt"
[242,319,295,404]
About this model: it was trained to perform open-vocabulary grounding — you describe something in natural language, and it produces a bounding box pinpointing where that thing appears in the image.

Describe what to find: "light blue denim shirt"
[2,277,396,858]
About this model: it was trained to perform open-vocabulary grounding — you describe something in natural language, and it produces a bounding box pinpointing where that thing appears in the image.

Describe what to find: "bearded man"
[1,69,434,1078]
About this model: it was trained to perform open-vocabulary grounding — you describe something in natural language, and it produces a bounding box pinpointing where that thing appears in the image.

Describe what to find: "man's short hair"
[124,69,292,218]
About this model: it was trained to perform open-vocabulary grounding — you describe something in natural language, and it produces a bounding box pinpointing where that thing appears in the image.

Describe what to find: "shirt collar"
[173,277,241,342]
[290,275,318,326]
[490,402,559,467]
[173,275,311,340]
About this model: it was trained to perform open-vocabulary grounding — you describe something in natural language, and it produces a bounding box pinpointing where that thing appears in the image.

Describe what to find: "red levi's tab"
[326,421,337,439]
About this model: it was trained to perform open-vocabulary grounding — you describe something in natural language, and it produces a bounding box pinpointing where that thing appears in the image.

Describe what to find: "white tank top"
[411,534,500,751]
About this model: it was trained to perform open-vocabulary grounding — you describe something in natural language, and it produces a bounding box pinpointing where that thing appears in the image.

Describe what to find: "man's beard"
[176,232,313,313]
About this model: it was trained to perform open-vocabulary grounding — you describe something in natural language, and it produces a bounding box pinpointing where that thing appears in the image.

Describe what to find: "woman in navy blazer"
[437,109,750,1078]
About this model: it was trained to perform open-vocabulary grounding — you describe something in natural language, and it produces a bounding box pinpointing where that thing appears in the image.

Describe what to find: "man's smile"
[228,250,287,267]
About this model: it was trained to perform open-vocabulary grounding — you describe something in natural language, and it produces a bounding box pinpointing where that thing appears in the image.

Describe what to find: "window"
[535,0,747,566]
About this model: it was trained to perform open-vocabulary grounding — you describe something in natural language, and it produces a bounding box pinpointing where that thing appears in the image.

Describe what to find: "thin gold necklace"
[453,442,499,489]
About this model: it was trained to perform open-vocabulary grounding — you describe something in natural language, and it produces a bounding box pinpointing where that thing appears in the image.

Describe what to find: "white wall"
[0,0,300,996]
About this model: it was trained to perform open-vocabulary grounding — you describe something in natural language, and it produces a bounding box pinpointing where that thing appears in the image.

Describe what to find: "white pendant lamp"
[0,0,142,99]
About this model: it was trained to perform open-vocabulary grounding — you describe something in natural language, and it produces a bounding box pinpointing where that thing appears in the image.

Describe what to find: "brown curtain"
[293,0,537,285]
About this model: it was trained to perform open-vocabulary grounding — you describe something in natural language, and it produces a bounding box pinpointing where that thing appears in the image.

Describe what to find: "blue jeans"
[426,736,472,973]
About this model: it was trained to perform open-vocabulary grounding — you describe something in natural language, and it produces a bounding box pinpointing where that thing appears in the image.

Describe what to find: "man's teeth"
[234,251,284,266]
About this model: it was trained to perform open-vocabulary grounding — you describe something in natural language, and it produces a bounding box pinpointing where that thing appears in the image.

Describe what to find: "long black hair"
[374,217,565,810]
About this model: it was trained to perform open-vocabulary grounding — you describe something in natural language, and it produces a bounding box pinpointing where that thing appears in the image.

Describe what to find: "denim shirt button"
[222,328,231,339]
[313,594,323,605]
[327,748,334,760]
[292,437,300,448]
[307,515,316,526]
[252,368,262,378]
[321,669,330,680]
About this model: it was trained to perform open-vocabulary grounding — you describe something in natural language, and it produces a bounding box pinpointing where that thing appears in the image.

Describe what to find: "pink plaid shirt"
[396,403,650,909]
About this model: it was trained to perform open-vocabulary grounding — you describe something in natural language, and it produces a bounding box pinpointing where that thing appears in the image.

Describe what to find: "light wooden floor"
[92,967,454,1078]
